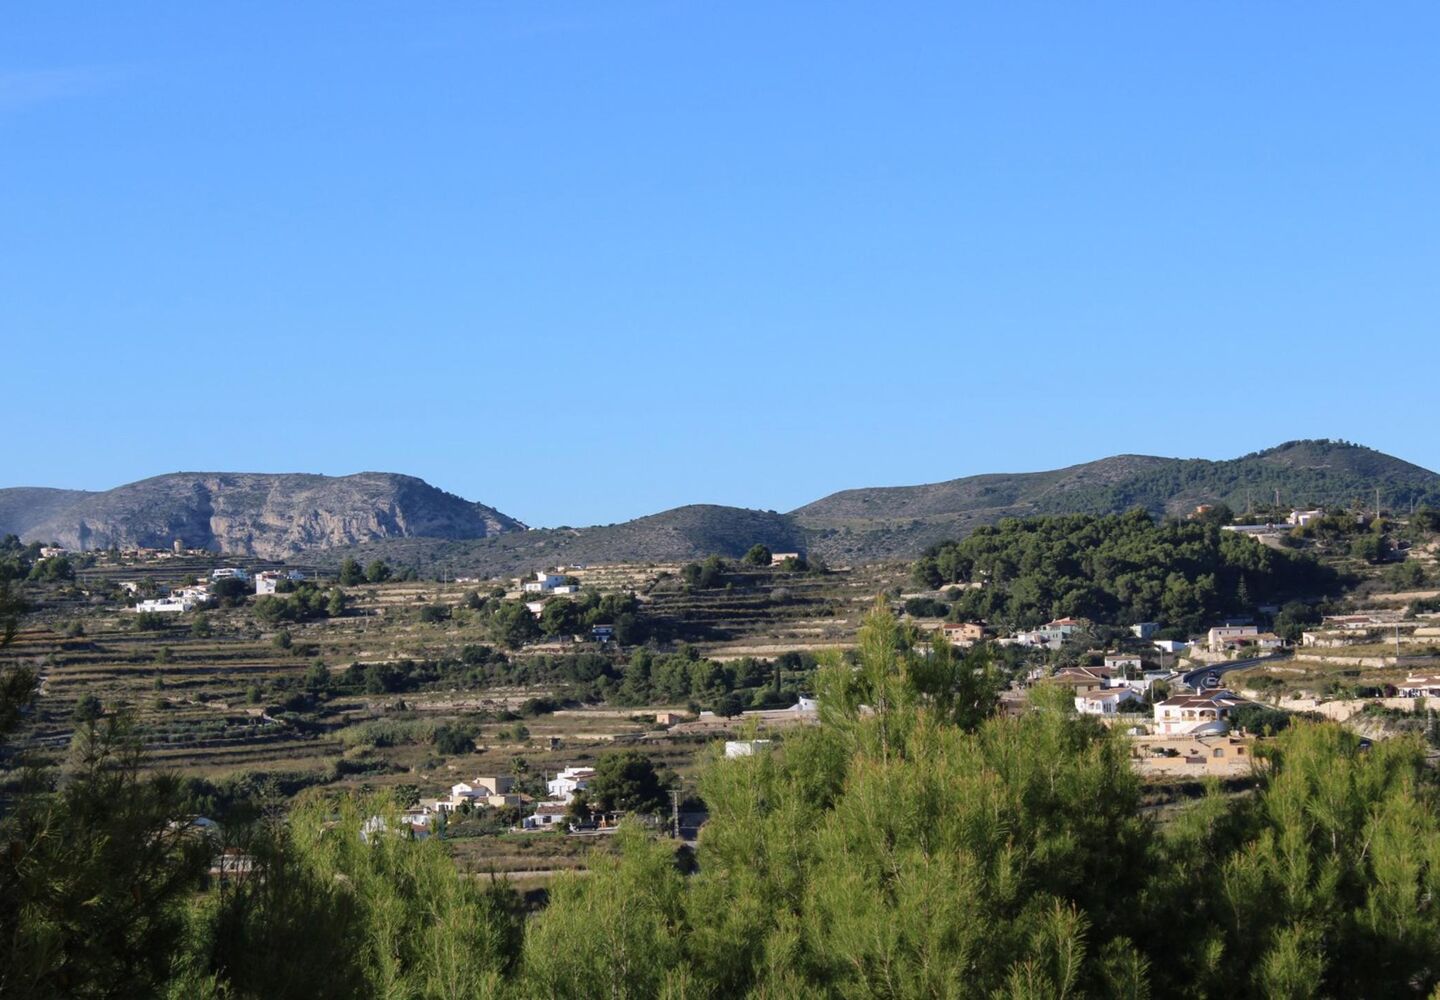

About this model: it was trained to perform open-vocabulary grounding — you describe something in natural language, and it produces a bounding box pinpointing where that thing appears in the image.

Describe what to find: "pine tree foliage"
[7,604,1440,997]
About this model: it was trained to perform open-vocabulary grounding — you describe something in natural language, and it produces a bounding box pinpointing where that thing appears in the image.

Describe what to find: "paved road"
[1179,654,1284,692]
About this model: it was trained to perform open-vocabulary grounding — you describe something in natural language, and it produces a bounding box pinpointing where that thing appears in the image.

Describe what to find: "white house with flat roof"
[547,766,595,803]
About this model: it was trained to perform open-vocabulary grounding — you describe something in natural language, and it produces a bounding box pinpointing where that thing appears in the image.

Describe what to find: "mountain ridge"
[3,440,1437,570]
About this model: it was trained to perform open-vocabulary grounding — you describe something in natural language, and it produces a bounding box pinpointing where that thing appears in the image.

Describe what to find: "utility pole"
[1376,486,1382,518]
[670,788,680,840]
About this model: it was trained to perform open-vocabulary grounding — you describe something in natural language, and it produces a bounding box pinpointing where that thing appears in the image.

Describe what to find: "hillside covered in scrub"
[912,508,1345,632]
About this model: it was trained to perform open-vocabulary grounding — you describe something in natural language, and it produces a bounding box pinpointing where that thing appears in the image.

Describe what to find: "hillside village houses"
[254,569,305,595]
[1206,624,1258,652]
[521,571,579,595]
[516,764,604,831]
[523,803,570,830]
[1206,624,1284,653]
[1013,617,1085,649]
[412,774,524,819]
[133,581,211,613]
[1103,654,1143,675]
[1399,675,1440,698]
[211,567,249,582]
[449,776,521,808]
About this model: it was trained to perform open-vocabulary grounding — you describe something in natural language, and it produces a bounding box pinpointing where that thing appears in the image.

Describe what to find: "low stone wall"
[1289,654,1399,669]
[1239,695,1427,722]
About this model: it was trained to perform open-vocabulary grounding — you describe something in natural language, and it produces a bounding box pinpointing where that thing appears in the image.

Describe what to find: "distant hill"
[315,505,807,579]
[793,440,1440,562]
[0,472,524,559]
[0,487,94,539]
[5,440,1436,571]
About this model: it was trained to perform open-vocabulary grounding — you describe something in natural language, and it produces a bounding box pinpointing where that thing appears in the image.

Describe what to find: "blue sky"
[3,3,1437,527]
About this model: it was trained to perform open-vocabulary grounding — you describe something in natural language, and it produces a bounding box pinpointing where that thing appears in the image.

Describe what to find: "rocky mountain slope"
[0,473,524,559]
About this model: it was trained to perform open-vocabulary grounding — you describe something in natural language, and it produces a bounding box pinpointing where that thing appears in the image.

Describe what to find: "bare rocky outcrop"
[0,472,524,559]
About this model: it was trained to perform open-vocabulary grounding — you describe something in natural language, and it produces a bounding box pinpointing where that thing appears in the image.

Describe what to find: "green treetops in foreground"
[7,603,1440,997]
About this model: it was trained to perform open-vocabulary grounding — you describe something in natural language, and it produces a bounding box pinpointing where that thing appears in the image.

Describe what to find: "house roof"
[1158,691,1244,709]
[1078,689,1135,703]
[1054,667,1112,680]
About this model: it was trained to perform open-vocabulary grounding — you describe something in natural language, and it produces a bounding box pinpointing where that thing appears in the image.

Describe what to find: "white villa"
[1153,690,1246,736]
[134,597,197,614]
[1399,675,1440,698]
[522,571,569,594]
[523,803,570,830]
[547,766,596,803]
[1074,688,1141,716]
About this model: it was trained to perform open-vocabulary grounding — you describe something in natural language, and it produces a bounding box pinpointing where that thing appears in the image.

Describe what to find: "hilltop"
[0,472,524,560]
[794,440,1440,562]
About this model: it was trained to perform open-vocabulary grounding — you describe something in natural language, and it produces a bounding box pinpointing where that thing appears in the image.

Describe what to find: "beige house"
[1207,625,1258,652]
[939,621,988,644]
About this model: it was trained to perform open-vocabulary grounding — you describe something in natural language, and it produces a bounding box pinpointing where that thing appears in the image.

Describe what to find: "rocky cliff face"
[0,472,524,559]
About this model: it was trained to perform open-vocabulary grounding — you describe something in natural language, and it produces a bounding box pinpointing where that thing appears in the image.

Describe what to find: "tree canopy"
[913,510,1342,632]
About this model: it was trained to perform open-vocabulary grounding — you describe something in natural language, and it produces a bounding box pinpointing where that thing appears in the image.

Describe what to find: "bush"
[72,694,104,722]
[433,723,479,755]
[902,596,950,618]
[520,696,561,717]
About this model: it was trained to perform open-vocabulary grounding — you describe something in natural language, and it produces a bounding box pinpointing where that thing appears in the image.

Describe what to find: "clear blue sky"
[4,3,1437,527]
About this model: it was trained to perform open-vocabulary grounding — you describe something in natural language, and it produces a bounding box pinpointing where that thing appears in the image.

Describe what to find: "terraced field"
[4,559,900,875]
